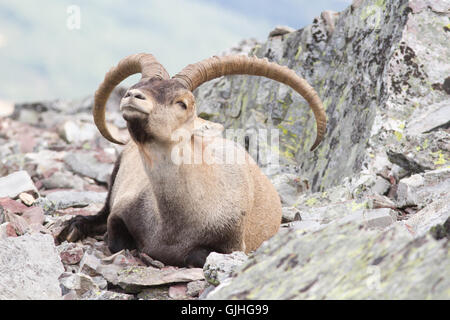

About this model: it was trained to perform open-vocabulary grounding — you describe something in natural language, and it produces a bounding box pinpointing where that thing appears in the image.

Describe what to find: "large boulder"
[194,0,450,193]
[0,234,64,299]
[207,222,449,299]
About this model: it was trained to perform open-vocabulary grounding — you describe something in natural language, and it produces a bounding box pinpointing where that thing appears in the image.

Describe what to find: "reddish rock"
[5,222,18,237]
[18,133,37,153]
[169,283,188,299]
[58,243,84,265]
[34,180,43,190]
[4,211,29,236]
[0,198,28,214]
[22,206,44,225]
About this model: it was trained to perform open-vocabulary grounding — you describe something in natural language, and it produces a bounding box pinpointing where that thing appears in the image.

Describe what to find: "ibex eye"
[177,101,187,110]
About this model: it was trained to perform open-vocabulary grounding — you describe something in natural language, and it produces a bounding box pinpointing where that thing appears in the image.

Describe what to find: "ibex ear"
[192,117,224,139]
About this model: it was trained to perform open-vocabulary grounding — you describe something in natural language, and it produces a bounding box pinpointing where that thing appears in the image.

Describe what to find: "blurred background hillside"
[0,0,351,103]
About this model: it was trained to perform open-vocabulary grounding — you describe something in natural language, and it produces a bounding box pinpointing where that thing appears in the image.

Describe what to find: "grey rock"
[168,283,188,299]
[0,233,64,299]
[363,208,397,229]
[284,201,397,235]
[282,206,302,223]
[330,207,396,229]
[423,167,450,185]
[64,152,114,184]
[406,100,450,135]
[203,251,248,286]
[207,222,449,299]
[367,194,397,210]
[57,242,85,265]
[388,164,409,183]
[271,173,309,206]
[283,219,324,234]
[62,290,78,300]
[396,180,419,208]
[220,38,260,56]
[186,280,208,297]
[387,150,432,174]
[351,174,377,198]
[406,197,450,237]
[384,130,449,177]
[0,170,38,198]
[92,276,108,290]
[371,176,391,196]
[12,87,126,126]
[59,272,100,297]
[96,263,122,285]
[81,290,135,300]
[44,190,107,211]
[392,167,449,237]
[430,217,450,241]
[198,283,218,300]
[24,150,66,176]
[400,174,424,188]
[195,0,450,193]
[79,251,102,277]
[320,10,340,35]
[59,120,98,144]
[41,171,85,190]
[137,287,170,300]
[295,200,364,226]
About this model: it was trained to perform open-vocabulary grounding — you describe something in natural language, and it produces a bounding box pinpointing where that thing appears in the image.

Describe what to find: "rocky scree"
[0,0,449,300]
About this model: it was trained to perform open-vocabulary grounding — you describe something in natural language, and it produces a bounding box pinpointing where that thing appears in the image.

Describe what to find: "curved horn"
[172,55,326,151]
[94,53,170,144]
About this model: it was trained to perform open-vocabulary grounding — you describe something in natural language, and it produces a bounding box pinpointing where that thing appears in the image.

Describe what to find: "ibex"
[59,53,326,267]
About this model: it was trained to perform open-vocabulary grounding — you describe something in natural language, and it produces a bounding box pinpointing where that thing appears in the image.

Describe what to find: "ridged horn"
[93,53,169,144]
[173,55,326,151]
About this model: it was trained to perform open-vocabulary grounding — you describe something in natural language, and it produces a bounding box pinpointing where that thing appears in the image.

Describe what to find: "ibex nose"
[124,89,146,100]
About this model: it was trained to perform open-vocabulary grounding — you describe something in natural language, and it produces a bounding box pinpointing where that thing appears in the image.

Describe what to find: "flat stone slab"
[44,190,107,211]
[406,100,450,135]
[64,152,114,184]
[116,266,204,293]
[0,171,38,199]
